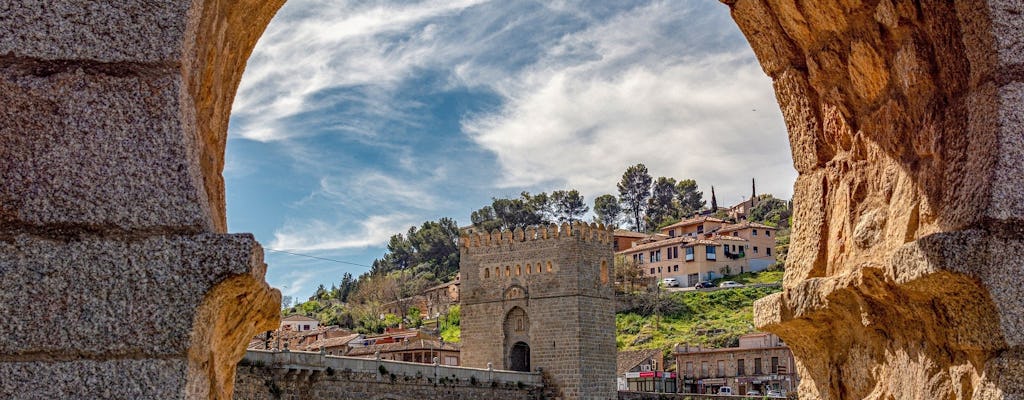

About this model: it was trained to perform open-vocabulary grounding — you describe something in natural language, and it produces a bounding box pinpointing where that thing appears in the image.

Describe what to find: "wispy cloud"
[232,0,493,142]
[270,213,418,252]
[462,1,796,203]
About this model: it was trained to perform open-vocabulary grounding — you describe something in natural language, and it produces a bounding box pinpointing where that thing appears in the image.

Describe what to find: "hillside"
[616,270,783,356]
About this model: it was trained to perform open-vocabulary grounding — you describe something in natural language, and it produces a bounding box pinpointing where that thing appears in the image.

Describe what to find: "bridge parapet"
[235,349,547,400]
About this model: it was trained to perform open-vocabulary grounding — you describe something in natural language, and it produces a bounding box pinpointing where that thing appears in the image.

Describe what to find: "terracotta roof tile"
[617,349,662,375]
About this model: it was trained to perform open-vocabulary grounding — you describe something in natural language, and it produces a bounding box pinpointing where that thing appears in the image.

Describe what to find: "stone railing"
[241,349,543,387]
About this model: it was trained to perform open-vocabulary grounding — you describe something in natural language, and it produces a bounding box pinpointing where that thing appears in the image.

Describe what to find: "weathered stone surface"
[0,67,213,232]
[0,232,280,399]
[460,223,616,400]
[0,233,269,356]
[0,1,192,62]
[0,1,287,398]
[726,0,1024,398]
[0,358,189,399]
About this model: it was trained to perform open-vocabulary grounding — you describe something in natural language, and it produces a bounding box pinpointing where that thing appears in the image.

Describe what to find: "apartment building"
[614,216,779,286]
[675,333,798,395]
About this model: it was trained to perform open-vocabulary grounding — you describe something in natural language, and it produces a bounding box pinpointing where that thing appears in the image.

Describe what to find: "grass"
[713,269,783,285]
[616,285,781,356]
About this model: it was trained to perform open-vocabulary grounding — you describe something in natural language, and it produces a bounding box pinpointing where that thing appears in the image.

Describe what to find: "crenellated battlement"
[460,222,614,248]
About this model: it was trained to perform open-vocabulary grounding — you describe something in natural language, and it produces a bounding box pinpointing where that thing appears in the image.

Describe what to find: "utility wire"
[265,248,373,268]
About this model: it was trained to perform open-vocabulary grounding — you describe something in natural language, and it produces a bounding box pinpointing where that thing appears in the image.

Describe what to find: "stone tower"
[460,222,616,400]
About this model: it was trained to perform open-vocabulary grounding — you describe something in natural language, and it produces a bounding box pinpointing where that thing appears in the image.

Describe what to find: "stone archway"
[1,1,1021,399]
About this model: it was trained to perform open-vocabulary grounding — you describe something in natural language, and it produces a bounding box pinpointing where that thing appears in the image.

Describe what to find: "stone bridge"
[233,350,549,400]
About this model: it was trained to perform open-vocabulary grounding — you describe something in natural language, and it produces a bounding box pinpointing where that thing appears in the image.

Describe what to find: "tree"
[338,272,355,303]
[470,206,503,232]
[646,177,678,229]
[406,307,423,328]
[385,233,415,270]
[551,189,589,222]
[593,194,622,228]
[675,179,705,217]
[617,164,653,232]
[748,196,791,228]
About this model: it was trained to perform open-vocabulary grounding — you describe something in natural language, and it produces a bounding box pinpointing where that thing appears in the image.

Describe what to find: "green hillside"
[616,271,783,356]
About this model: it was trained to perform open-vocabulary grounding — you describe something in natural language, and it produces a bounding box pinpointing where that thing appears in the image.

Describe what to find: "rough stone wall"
[724,0,1024,398]
[233,352,545,400]
[234,369,542,400]
[0,1,283,398]
[460,223,617,400]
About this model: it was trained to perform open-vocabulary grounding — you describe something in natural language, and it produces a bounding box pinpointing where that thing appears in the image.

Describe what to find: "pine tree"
[617,164,653,232]
[711,186,718,211]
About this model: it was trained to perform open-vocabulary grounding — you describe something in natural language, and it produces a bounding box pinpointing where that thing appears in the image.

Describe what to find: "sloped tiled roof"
[346,339,460,357]
[718,222,777,233]
[303,333,362,351]
[617,349,662,375]
[660,217,725,231]
[613,229,650,238]
[282,314,318,322]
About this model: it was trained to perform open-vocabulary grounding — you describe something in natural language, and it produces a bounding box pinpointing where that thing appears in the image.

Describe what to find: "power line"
[265,248,373,268]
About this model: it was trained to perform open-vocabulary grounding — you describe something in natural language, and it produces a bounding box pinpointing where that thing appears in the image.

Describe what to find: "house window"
[771,357,779,373]
[737,359,745,375]
[701,361,709,378]
[733,232,738,236]
[754,358,763,374]
[674,265,679,272]
[767,247,772,256]
[649,251,655,263]
[650,268,655,275]
[754,246,759,254]
[303,325,310,331]
[674,247,680,259]
[669,229,675,237]
[717,360,725,377]
[685,247,694,261]
[766,230,771,237]
[685,361,694,378]
[753,229,758,236]
[705,245,717,261]
[445,356,459,366]
[656,250,662,261]
[657,266,662,273]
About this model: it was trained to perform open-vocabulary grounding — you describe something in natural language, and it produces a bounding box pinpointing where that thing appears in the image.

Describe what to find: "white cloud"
[270,214,417,252]
[232,0,493,142]
[462,1,796,203]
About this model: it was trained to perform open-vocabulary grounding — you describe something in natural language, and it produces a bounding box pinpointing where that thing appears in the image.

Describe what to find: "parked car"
[719,281,744,288]
[766,389,785,398]
[695,281,714,289]
[718,386,733,395]
[661,278,680,287]
[746,390,762,396]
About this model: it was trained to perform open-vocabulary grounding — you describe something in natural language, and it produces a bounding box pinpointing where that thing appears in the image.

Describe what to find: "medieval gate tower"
[460,222,616,400]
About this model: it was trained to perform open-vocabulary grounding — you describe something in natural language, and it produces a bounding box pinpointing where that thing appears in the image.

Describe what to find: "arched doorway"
[509,342,531,372]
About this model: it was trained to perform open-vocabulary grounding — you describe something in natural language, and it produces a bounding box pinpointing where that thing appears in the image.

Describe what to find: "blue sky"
[224,0,796,302]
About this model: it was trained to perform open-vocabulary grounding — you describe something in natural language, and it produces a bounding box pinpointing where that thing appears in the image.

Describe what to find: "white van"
[718,386,733,395]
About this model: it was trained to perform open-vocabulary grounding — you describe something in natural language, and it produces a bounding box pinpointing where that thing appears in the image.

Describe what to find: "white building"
[280,314,318,332]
